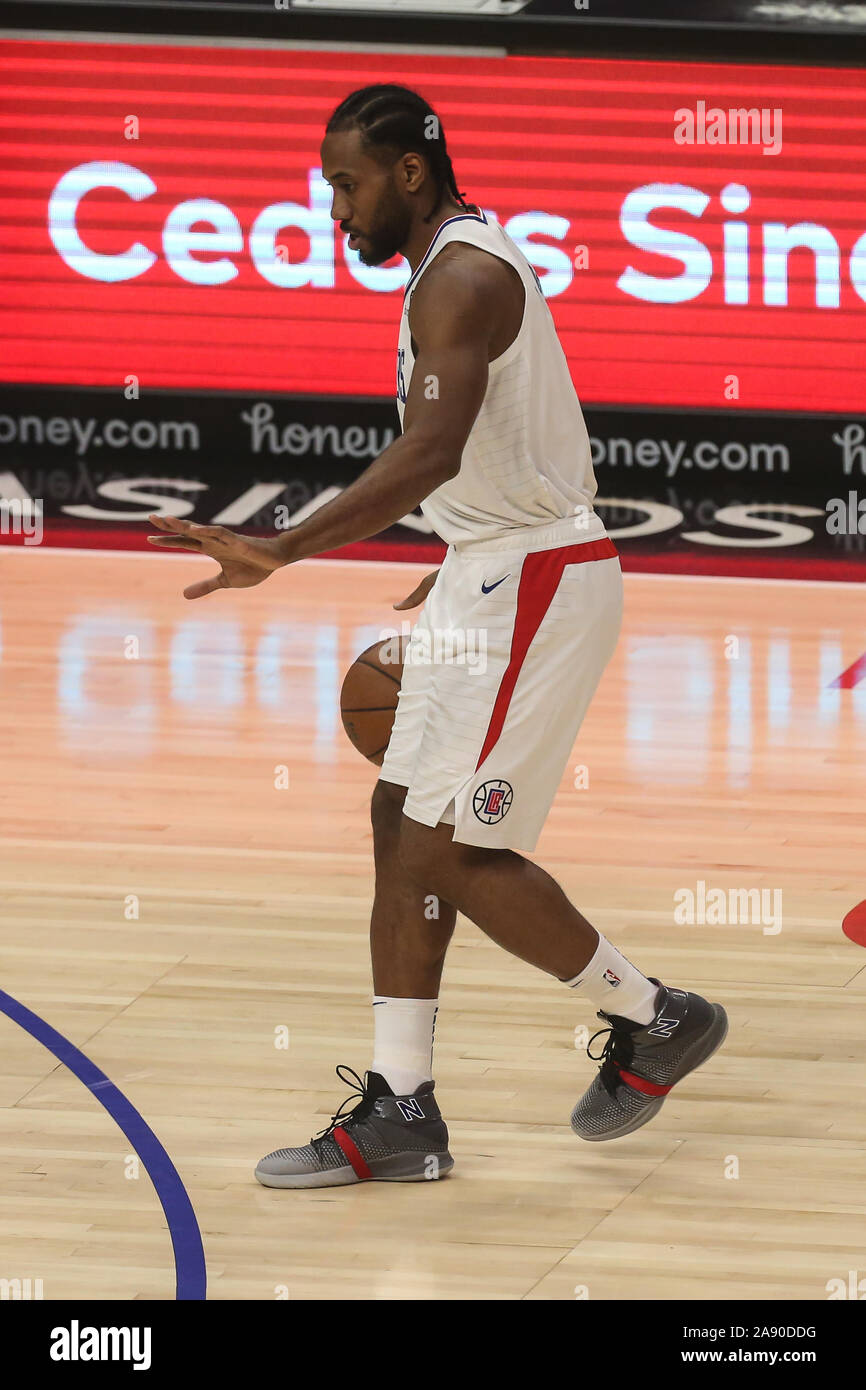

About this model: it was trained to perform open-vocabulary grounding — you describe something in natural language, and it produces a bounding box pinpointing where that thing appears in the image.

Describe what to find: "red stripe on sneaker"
[332,1126,373,1179]
[618,1068,673,1097]
[474,536,618,771]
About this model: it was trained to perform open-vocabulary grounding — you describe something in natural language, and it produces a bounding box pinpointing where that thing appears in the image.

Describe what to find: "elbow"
[405,430,463,485]
[431,454,462,484]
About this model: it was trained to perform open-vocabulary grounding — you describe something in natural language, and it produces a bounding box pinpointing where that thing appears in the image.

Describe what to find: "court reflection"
[43,602,866,775]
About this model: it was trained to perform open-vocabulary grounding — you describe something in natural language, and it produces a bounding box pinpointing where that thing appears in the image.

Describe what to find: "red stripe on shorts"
[474,536,618,771]
[332,1126,373,1179]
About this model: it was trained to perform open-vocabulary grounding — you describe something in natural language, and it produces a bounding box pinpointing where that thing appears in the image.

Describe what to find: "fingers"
[183,571,228,601]
[148,514,231,545]
[393,569,439,610]
[392,589,422,610]
[147,535,202,550]
[147,515,232,599]
[148,513,191,533]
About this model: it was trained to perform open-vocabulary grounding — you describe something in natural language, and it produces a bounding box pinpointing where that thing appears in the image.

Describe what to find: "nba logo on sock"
[602,969,622,987]
[473,779,513,824]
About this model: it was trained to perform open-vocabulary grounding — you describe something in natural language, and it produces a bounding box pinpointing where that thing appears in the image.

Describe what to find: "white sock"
[563,934,659,1024]
[371,996,439,1096]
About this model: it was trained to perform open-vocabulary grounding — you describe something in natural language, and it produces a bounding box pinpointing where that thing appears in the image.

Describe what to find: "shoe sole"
[572,1002,729,1143]
[255,1153,455,1189]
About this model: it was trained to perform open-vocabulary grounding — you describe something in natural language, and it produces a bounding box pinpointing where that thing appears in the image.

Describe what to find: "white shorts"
[379,513,624,851]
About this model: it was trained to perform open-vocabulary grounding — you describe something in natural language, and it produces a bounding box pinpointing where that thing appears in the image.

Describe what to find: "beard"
[357,186,413,267]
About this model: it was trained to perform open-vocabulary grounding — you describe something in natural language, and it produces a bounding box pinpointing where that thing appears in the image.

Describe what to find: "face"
[321,128,415,267]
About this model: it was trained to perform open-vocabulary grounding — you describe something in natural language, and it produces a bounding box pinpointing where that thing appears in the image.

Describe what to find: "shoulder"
[415,241,515,302]
[409,243,518,338]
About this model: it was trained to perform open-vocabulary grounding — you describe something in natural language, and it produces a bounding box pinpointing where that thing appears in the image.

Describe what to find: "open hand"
[147,514,285,600]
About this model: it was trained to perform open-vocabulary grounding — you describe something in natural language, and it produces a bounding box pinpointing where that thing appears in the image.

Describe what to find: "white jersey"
[396,208,599,545]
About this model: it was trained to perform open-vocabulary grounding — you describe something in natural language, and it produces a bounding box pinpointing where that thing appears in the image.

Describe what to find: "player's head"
[321,84,472,267]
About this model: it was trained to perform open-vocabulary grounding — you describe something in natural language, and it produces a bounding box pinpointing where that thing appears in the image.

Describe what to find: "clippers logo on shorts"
[395,1097,425,1122]
[473,779,514,824]
[602,969,622,987]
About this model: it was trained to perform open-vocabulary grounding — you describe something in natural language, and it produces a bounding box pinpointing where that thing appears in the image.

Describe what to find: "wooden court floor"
[1,545,864,1301]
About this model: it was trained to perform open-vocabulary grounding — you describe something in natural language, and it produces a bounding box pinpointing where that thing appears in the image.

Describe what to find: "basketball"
[340,635,408,765]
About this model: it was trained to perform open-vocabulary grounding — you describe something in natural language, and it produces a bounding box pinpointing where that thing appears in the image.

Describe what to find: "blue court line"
[0,988,206,1300]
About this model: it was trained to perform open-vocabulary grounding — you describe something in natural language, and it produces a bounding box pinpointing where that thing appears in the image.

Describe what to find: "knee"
[397,816,444,887]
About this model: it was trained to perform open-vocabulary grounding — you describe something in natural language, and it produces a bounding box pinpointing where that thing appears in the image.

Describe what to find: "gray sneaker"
[571,979,728,1141]
[255,1065,454,1188]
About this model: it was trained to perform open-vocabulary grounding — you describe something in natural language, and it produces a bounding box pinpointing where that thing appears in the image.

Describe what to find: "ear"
[401,151,425,195]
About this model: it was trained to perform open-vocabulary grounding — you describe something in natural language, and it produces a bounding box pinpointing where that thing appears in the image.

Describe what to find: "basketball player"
[149,85,728,1187]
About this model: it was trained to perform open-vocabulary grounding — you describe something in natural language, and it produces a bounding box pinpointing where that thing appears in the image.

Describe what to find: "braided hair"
[325,84,474,222]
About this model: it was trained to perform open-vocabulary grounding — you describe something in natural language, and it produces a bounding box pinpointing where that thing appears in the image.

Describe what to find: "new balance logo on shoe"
[395,1097,426,1122]
[648,1017,680,1038]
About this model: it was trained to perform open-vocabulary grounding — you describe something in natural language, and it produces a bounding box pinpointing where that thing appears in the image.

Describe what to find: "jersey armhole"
[488,266,528,374]
[408,236,528,374]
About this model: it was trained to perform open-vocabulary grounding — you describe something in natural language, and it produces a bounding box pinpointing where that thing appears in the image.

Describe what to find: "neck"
[404,194,474,274]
